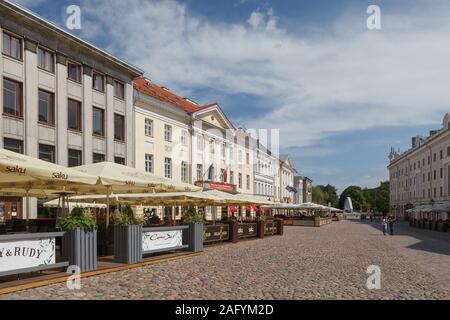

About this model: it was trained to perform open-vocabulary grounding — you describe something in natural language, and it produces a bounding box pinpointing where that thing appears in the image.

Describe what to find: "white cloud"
[77,0,450,151]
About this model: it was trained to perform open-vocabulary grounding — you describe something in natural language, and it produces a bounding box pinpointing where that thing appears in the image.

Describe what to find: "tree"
[312,186,326,205]
[312,184,339,206]
[338,186,366,211]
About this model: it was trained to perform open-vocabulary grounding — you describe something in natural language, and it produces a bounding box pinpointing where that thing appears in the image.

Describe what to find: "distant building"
[279,155,297,203]
[388,113,450,219]
[302,177,313,203]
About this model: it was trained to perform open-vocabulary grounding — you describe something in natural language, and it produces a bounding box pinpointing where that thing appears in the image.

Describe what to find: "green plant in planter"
[115,204,143,226]
[58,206,97,231]
[182,205,204,224]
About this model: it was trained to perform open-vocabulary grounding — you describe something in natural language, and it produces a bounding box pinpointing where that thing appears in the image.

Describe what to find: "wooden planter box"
[62,228,97,273]
[114,225,143,264]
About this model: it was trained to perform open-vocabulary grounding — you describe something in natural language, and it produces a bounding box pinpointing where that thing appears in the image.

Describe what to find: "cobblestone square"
[2,220,449,300]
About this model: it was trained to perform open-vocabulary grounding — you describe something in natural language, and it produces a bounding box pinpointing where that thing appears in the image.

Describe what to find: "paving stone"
[1,220,449,300]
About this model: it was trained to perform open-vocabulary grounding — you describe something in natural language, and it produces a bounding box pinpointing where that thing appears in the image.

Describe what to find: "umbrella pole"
[25,189,30,222]
[106,186,111,227]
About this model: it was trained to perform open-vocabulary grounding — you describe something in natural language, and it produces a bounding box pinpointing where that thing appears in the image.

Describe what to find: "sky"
[13,0,450,193]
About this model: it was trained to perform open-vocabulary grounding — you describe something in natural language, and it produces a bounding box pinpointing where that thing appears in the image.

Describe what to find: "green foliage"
[338,186,367,211]
[313,184,339,206]
[58,206,97,231]
[39,207,51,218]
[182,205,204,224]
[115,204,143,226]
[338,181,390,213]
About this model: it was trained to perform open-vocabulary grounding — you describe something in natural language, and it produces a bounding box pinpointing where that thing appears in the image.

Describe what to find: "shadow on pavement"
[351,219,450,256]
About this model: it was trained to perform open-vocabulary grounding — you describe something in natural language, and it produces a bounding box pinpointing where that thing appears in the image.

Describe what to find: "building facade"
[279,155,297,203]
[388,114,450,218]
[0,1,143,219]
[253,139,279,202]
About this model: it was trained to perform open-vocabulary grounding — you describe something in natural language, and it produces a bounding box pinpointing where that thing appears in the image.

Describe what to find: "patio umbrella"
[72,162,201,226]
[0,148,98,220]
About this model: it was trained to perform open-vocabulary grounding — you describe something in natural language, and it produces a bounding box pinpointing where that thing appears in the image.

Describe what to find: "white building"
[0,1,143,220]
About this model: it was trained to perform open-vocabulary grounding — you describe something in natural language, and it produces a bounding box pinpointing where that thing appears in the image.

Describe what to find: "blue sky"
[14,0,450,193]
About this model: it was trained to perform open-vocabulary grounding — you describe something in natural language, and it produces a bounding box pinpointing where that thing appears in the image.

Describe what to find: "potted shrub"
[182,206,204,252]
[59,206,97,272]
[113,204,143,264]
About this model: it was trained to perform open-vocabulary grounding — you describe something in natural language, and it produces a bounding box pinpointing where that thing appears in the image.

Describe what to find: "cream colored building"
[388,114,450,218]
[0,1,142,220]
[279,155,297,203]
[134,78,257,220]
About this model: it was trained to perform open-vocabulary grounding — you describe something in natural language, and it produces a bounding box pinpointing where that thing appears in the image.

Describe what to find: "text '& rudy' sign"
[0,238,56,273]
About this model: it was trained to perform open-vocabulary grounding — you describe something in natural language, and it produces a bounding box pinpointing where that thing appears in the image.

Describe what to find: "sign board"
[237,223,257,239]
[142,229,183,253]
[204,224,229,243]
[0,238,56,273]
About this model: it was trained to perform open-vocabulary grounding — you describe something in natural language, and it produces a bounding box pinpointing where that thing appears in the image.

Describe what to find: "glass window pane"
[3,138,23,154]
[2,34,9,55]
[39,144,55,163]
[3,79,20,116]
[68,149,82,167]
[68,99,81,131]
[38,90,53,124]
[93,108,104,136]
[114,114,124,141]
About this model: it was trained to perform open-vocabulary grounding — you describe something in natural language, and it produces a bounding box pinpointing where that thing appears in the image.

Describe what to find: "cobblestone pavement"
[2,220,449,300]
[362,220,450,291]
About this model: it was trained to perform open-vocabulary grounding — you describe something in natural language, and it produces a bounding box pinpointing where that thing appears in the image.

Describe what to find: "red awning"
[252,205,259,212]
[229,206,237,213]
[264,208,270,212]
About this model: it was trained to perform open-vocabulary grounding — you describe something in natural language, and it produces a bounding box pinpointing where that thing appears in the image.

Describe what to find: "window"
[440,150,443,160]
[230,171,234,184]
[37,47,54,72]
[196,164,203,181]
[2,33,21,60]
[434,153,437,162]
[181,131,188,146]
[38,90,54,125]
[3,79,22,117]
[144,118,153,136]
[3,138,23,154]
[238,150,243,163]
[93,72,105,92]
[113,80,125,99]
[440,168,443,179]
[221,143,226,157]
[114,114,125,141]
[197,136,204,151]
[92,107,105,136]
[114,157,125,165]
[164,158,172,178]
[448,146,450,157]
[238,173,242,189]
[246,175,250,190]
[68,149,82,167]
[181,161,188,182]
[67,62,81,82]
[93,153,105,163]
[220,169,225,183]
[246,153,250,165]
[68,99,82,131]
[145,154,153,173]
[39,144,55,163]
[164,125,172,142]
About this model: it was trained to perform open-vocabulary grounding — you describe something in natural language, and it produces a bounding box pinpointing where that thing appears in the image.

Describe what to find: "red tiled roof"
[134,77,206,113]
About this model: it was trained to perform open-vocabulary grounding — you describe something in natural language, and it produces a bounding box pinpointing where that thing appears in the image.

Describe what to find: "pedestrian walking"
[388,215,396,235]
[381,217,387,235]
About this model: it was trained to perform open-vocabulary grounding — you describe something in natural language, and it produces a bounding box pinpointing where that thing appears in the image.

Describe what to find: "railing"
[237,222,257,239]
[0,232,69,277]
[204,224,230,243]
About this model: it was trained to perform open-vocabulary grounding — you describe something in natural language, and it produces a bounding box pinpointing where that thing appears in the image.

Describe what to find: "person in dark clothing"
[387,215,396,235]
